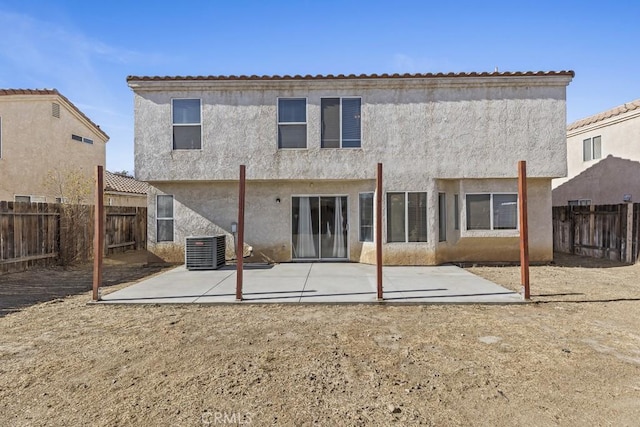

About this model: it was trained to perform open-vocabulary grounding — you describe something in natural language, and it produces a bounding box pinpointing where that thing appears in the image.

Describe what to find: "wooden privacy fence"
[553,203,640,263]
[0,201,147,274]
[0,202,59,272]
[104,206,147,254]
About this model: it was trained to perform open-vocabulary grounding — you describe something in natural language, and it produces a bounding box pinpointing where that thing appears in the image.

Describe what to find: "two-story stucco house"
[0,89,108,202]
[552,99,640,206]
[128,71,573,265]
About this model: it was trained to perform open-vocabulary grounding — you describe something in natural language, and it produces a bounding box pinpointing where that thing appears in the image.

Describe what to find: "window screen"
[173,99,201,149]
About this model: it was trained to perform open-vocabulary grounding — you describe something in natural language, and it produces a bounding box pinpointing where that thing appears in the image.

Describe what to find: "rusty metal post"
[92,165,104,301]
[376,163,383,300]
[236,165,246,301]
[518,160,530,300]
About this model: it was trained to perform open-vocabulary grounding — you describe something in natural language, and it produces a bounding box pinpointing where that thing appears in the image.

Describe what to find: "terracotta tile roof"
[105,171,148,195]
[127,70,575,82]
[0,88,109,141]
[567,99,640,131]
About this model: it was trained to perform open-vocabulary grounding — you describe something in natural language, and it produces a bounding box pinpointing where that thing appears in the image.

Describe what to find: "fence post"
[626,203,634,263]
[92,165,104,301]
[376,163,383,301]
[518,161,530,300]
[236,165,246,301]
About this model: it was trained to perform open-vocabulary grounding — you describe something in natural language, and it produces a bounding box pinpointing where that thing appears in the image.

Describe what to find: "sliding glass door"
[292,196,348,260]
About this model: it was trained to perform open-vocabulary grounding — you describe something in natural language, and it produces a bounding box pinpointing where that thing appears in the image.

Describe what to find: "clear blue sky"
[1,0,638,174]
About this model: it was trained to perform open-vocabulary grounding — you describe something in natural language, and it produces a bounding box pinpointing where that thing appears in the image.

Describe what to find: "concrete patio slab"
[99,263,524,305]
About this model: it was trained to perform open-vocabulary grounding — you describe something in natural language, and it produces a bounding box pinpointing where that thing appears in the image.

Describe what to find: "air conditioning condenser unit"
[185,235,226,270]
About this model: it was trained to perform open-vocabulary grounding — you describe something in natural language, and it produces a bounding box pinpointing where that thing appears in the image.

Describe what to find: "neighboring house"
[553,156,640,206]
[128,71,573,265]
[552,99,640,205]
[105,171,148,207]
[0,89,108,203]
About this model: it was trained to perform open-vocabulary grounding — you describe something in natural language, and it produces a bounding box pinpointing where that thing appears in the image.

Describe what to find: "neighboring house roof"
[567,99,640,131]
[104,171,148,195]
[127,70,575,82]
[0,88,109,141]
[552,155,640,205]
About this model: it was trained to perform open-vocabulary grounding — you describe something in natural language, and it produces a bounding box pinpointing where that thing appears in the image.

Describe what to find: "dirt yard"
[1,253,639,426]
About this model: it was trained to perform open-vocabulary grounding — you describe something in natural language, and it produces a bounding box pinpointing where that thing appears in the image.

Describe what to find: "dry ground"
[1,253,639,426]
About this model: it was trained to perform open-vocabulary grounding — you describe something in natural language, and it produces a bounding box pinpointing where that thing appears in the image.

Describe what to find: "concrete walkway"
[100,263,524,304]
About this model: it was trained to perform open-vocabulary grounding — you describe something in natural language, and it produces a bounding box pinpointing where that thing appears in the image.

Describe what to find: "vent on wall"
[52,103,60,118]
[185,236,226,270]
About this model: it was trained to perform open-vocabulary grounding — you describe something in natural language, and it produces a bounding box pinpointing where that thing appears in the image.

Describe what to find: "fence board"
[553,203,639,263]
[0,202,147,274]
[0,202,61,272]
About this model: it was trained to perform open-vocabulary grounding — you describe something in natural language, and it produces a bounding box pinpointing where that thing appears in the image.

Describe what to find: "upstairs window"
[172,99,201,150]
[321,97,361,148]
[466,193,517,230]
[583,135,601,161]
[278,98,307,148]
[72,134,93,144]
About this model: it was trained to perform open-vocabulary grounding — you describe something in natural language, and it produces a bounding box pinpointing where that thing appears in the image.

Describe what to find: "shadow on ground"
[551,252,633,269]
[0,251,166,317]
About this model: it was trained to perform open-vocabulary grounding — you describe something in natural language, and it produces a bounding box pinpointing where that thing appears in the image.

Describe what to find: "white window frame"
[582,135,601,162]
[386,191,428,243]
[171,98,202,150]
[14,195,31,203]
[320,96,362,148]
[277,97,307,149]
[465,192,518,231]
[156,194,175,243]
[358,192,374,242]
[568,199,591,206]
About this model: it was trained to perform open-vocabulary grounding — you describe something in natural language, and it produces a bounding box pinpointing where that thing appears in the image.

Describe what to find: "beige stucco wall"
[147,180,373,263]
[132,75,569,265]
[132,75,571,184]
[552,156,640,205]
[553,108,640,194]
[0,94,106,202]
[147,178,553,265]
